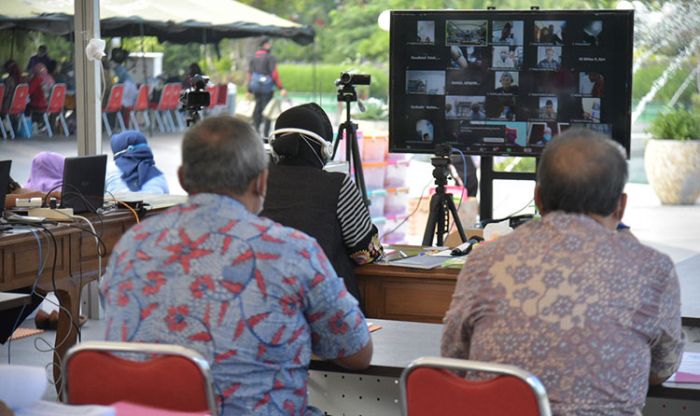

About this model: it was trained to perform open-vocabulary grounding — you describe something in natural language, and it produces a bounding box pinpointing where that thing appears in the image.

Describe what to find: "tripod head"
[430,143,453,188]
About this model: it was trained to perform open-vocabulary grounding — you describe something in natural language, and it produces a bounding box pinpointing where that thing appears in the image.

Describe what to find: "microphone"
[450,236,484,256]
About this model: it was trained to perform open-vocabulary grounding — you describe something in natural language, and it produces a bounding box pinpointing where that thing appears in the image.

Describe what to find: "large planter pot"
[644,139,700,205]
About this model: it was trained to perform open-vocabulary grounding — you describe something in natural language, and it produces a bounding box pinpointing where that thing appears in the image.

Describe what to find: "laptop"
[0,160,11,217]
[60,155,108,213]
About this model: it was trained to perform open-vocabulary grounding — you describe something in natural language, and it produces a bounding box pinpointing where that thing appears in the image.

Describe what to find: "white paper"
[668,352,700,383]
[0,365,47,409]
[16,401,115,416]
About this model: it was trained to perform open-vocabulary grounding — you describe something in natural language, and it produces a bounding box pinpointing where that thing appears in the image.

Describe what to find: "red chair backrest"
[46,83,67,114]
[159,83,182,111]
[406,367,542,416]
[9,84,29,115]
[216,84,228,106]
[104,84,125,112]
[207,85,218,109]
[132,84,150,112]
[66,350,211,413]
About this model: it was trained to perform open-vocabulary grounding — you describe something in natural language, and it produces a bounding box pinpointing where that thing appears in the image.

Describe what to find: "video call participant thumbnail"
[537,47,561,70]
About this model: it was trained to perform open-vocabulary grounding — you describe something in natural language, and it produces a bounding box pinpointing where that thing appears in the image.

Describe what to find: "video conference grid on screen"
[389,11,633,157]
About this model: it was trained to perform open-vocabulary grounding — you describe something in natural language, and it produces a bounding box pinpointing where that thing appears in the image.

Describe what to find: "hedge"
[277,63,389,100]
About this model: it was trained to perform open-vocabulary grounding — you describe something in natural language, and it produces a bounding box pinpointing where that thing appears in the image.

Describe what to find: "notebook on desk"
[390,254,448,269]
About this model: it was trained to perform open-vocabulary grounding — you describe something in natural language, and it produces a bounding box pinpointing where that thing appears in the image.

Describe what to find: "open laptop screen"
[0,160,11,217]
[60,155,107,213]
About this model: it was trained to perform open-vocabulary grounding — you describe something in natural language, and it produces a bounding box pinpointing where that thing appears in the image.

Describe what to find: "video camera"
[180,74,211,126]
[335,72,371,87]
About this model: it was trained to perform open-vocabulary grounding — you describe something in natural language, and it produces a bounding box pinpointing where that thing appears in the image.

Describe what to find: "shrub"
[648,109,700,141]
[278,63,388,100]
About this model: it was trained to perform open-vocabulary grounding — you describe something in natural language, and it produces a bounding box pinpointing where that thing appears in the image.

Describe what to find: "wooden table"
[0,210,139,392]
[0,292,31,311]
[356,255,700,326]
[309,319,700,415]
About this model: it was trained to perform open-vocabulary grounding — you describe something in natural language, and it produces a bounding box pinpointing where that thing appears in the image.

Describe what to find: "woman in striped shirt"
[261,103,383,303]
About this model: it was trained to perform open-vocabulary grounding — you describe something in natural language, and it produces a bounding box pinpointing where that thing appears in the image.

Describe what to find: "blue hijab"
[111,131,162,192]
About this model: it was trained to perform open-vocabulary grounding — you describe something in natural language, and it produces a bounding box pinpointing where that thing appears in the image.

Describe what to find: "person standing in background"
[247,38,286,137]
[26,45,52,72]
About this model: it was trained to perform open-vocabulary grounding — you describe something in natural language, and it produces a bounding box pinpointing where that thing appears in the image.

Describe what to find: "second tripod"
[333,74,370,204]
[422,148,467,247]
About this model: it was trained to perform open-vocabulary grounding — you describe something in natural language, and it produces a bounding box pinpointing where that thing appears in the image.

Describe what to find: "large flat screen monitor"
[389,9,633,157]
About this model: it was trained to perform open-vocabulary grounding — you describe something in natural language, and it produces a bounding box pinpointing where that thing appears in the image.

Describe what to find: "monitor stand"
[479,156,538,222]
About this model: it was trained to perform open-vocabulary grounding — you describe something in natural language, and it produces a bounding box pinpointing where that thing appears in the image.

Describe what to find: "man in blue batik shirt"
[101,116,373,415]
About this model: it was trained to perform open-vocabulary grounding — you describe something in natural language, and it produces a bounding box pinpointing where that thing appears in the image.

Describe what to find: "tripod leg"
[422,194,441,246]
[350,127,369,205]
[445,196,467,243]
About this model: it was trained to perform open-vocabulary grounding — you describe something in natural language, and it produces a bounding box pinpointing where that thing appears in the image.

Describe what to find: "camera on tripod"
[335,72,371,87]
[180,74,211,126]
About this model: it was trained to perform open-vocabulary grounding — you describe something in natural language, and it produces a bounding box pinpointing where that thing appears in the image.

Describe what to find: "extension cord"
[28,207,74,222]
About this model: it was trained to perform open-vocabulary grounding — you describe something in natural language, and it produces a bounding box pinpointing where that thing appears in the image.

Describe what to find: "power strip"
[28,207,74,221]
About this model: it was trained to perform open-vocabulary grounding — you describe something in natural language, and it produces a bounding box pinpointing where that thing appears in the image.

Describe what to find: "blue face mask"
[543,133,552,142]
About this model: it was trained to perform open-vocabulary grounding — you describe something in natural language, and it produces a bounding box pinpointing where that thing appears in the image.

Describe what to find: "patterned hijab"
[111,131,162,192]
[25,151,65,192]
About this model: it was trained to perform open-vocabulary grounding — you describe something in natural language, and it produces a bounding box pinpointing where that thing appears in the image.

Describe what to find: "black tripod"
[422,153,467,247]
[333,84,369,205]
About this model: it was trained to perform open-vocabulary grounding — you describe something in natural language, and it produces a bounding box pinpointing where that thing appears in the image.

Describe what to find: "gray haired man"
[101,116,372,415]
[441,128,684,415]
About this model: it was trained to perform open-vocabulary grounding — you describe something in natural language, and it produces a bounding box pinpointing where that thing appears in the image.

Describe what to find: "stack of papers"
[669,352,700,383]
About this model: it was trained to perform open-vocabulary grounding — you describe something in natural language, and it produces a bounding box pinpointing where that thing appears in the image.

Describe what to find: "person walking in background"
[26,45,52,72]
[247,38,286,137]
[105,131,169,194]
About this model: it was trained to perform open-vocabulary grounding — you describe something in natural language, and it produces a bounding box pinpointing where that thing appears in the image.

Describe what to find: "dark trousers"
[253,91,274,137]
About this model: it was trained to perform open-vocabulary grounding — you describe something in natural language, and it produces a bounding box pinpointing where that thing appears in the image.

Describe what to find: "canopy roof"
[0,0,315,45]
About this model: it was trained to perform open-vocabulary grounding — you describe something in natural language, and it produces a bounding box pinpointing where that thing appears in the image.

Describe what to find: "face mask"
[543,133,552,141]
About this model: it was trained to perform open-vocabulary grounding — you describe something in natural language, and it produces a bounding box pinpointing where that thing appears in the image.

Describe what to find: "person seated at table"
[25,151,65,193]
[2,59,25,116]
[441,128,684,415]
[105,131,169,195]
[26,63,55,132]
[261,103,383,302]
[101,116,372,416]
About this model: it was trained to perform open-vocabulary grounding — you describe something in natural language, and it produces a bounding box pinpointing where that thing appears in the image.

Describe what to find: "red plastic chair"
[4,83,30,140]
[207,84,219,112]
[44,83,69,137]
[128,84,150,131]
[64,341,218,415]
[153,83,181,132]
[400,357,551,416]
[216,84,228,107]
[103,84,126,137]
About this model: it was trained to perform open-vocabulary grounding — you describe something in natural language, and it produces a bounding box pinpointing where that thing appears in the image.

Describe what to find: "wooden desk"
[0,292,31,311]
[0,210,139,392]
[309,319,700,416]
[356,255,700,326]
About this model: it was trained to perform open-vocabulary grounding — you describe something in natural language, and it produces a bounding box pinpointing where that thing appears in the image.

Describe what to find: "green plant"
[648,109,700,141]
[353,98,387,120]
[277,63,388,99]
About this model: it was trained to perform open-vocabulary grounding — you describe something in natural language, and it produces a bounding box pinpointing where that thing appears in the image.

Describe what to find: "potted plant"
[644,109,700,205]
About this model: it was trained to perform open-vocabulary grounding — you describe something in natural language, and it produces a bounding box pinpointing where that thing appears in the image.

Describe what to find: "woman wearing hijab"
[261,103,383,303]
[25,151,65,193]
[105,130,169,194]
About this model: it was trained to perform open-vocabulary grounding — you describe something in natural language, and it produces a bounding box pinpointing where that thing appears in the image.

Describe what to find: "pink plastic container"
[367,189,387,218]
[385,160,410,187]
[386,152,408,162]
[362,135,387,162]
[382,214,408,244]
[362,162,387,190]
[384,187,409,216]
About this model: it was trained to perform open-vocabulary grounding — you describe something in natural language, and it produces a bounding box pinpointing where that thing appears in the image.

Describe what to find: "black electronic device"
[180,74,211,126]
[389,9,633,157]
[0,160,11,217]
[60,155,108,214]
